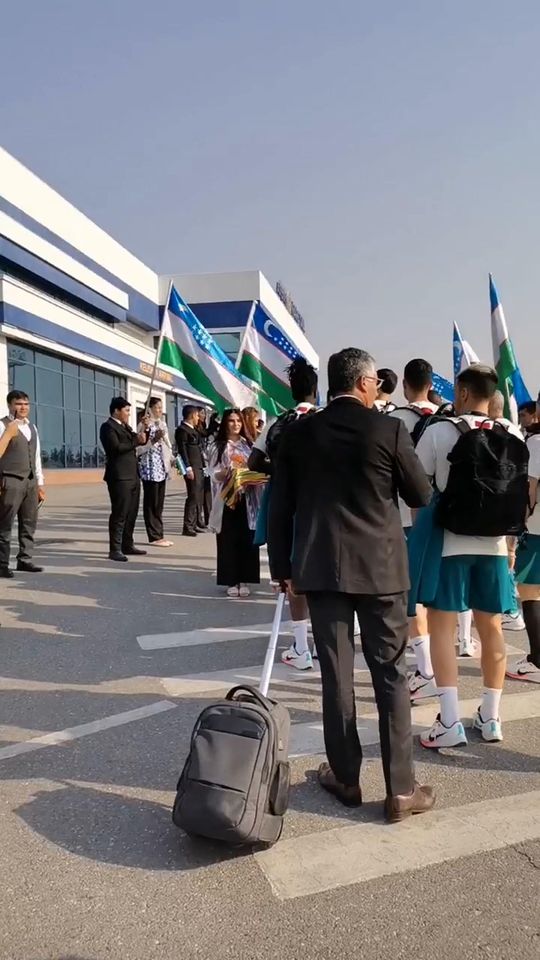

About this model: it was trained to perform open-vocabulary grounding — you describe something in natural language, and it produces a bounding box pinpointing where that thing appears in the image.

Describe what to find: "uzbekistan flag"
[453,321,479,379]
[159,286,256,412]
[237,303,318,416]
[490,274,531,422]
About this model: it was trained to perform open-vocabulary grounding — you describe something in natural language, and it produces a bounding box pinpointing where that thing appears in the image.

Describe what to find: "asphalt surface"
[1,477,539,960]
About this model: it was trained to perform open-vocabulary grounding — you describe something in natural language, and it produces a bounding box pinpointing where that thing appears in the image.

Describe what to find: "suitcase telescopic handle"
[259,590,286,697]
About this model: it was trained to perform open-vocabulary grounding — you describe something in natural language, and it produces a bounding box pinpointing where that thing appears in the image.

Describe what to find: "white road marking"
[0,701,177,761]
[137,623,289,650]
[255,790,540,899]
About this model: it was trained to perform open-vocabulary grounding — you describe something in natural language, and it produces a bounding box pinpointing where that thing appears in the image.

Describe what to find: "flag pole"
[144,279,173,416]
[235,299,257,370]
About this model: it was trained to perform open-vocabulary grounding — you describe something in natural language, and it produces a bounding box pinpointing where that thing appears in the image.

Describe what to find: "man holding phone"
[0,390,46,578]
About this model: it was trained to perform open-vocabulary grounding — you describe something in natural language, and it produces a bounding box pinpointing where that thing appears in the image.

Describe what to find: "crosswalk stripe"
[138,623,290,650]
[254,790,540,899]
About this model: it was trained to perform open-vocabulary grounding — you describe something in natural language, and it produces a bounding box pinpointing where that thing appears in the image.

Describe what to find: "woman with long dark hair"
[208,408,261,598]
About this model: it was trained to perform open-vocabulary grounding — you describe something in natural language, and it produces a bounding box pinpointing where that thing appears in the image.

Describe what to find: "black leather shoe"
[122,547,147,556]
[0,567,14,579]
[109,551,128,562]
[182,530,197,537]
[17,562,43,573]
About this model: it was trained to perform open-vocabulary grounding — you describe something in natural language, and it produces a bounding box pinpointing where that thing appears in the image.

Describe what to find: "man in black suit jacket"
[175,404,204,536]
[268,348,435,823]
[100,397,148,562]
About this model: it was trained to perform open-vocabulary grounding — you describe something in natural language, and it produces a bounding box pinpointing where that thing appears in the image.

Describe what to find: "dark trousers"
[198,476,212,527]
[216,499,260,586]
[142,479,166,542]
[306,590,414,797]
[106,479,140,553]
[183,470,204,533]
[0,474,38,567]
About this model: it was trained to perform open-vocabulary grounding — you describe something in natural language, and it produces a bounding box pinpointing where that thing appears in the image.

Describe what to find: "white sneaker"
[506,656,540,683]
[420,715,468,749]
[238,584,250,598]
[281,645,313,670]
[408,671,437,702]
[473,708,503,742]
[502,612,526,631]
[227,586,239,598]
[459,636,477,658]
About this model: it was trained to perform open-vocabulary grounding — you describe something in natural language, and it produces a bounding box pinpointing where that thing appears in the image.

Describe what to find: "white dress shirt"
[0,417,45,486]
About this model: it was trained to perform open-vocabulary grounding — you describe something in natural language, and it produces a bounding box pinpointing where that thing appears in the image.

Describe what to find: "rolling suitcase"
[172,591,290,845]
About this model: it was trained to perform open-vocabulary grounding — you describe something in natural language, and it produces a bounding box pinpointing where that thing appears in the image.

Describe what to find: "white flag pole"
[235,299,257,370]
[144,279,174,416]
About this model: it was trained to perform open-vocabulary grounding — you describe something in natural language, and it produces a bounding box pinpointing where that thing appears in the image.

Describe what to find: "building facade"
[0,147,317,481]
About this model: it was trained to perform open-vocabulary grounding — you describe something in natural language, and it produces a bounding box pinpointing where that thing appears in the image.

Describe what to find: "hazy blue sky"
[2,1,539,390]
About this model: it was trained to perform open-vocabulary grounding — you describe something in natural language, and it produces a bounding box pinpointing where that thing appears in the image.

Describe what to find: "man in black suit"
[100,397,148,562]
[268,347,435,823]
[175,404,205,537]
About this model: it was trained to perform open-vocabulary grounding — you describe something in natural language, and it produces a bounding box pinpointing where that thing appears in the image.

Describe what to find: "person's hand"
[508,551,516,571]
[153,429,164,442]
[38,486,46,503]
[186,467,194,480]
[141,414,151,430]
[5,420,20,440]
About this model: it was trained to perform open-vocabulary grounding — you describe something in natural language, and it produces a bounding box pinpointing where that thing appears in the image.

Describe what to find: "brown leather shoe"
[317,762,363,808]
[384,782,436,823]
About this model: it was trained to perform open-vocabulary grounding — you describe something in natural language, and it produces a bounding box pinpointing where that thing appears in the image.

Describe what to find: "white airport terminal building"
[0,147,315,481]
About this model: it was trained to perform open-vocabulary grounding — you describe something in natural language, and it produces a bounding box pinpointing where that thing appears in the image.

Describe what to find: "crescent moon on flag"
[263,318,275,339]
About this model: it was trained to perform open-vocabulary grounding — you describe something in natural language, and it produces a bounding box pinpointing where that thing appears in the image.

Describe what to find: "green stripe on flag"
[159,338,229,412]
[238,353,294,411]
[496,338,517,420]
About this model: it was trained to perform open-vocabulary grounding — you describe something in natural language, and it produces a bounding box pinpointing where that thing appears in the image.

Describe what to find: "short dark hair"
[457,363,498,400]
[182,404,198,420]
[377,368,398,396]
[6,390,29,405]
[519,401,537,415]
[110,396,131,415]
[403,359,433,392]
[149,396,161,409]
[328,348,375,396]
[287,357,318,403]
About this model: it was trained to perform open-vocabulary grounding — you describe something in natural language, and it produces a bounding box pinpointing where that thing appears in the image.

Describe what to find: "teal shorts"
[516,534,540,586]
[426,555,514,614]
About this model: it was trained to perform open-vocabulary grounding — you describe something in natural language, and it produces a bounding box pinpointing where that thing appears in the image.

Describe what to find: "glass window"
[35,352,62,371]
[7,341,127,469]
[80,379,95,412]
[35,368,63,407]
[63,376,79,411]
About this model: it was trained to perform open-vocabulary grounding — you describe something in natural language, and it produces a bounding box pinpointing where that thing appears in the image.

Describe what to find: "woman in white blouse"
[208,409,260,598]
[137,397,173,547]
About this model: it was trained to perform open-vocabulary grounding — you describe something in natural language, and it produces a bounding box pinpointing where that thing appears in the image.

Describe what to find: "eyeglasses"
[364,376,384,389]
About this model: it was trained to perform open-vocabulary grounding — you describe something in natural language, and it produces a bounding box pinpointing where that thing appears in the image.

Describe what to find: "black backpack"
[266,407,317,463]
[393,405,451,447]
[436,419,530,537]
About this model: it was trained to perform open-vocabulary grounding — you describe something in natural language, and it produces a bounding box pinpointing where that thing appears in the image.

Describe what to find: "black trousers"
[107,479,140,553]
[183,470,204,533]
[306,590,414,797]
[216,499,260,586]
[198,476,212,527]
[142,479,166,542]
[0,474,39,567]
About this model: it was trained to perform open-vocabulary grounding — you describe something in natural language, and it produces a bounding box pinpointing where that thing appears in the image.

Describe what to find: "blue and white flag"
[453,322,479,379]
[432,372,454,403]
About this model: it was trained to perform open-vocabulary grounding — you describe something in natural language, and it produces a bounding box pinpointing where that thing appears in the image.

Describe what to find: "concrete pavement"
[0,478,539,960]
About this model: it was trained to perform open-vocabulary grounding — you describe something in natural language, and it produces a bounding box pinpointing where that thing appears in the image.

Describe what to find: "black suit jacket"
[175,423,204,472]
[100,418,141,483]
[268,396,432,595]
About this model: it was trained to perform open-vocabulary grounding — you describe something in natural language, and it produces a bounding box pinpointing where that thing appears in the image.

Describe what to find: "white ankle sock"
[481,688,502,721]
[292,620,309,655]
[458,610,473,641]
[411,635,433,678]
[438,686,460,727]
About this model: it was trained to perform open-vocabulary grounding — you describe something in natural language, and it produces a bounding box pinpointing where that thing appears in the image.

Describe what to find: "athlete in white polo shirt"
[415,365,525,748]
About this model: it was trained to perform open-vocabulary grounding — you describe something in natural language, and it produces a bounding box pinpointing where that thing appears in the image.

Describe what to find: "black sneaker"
[16,562,43,573]
[0,567,14,579]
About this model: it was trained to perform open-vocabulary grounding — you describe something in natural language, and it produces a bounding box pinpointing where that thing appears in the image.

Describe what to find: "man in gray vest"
[0,390,45,578]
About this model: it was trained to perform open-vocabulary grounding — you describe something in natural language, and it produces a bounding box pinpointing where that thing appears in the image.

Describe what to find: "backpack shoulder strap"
[452,418,472,436]
[392,406,422,418]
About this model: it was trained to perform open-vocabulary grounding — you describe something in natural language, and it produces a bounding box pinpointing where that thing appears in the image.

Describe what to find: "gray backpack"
[172,685,291,846]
